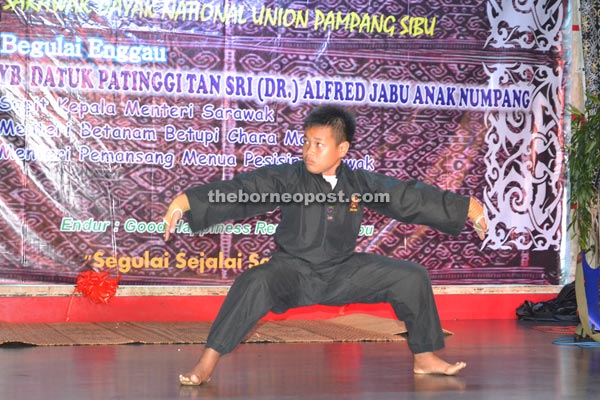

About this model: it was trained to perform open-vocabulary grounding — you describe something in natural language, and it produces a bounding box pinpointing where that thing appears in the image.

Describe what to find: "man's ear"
[338,141,350,157]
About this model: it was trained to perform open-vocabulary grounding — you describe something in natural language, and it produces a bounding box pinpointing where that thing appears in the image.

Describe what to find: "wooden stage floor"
[0,319,597,400]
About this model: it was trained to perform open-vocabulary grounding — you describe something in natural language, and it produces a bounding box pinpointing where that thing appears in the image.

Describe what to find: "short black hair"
[303,105,356,145]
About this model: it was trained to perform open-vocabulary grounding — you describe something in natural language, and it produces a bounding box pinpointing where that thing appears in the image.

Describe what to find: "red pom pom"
[75,271,120,304]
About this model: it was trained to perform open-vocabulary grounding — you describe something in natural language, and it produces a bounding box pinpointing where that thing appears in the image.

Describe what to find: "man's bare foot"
[179,348,221,386]
[413,352,466,376]
[413,374,466,392]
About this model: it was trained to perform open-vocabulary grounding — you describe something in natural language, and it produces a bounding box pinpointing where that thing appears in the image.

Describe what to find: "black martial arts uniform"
[185,161,469,355]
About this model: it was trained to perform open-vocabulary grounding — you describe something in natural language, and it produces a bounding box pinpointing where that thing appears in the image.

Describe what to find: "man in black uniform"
[164,105,487,384]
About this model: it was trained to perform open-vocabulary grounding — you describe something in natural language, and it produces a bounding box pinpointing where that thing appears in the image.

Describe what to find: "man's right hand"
[163,194,191,241]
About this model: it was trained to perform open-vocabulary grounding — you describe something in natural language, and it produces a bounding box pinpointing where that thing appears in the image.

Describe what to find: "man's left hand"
[468,197,487,240]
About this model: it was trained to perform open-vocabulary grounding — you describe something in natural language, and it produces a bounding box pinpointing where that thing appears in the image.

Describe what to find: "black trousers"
[206,252,445,355]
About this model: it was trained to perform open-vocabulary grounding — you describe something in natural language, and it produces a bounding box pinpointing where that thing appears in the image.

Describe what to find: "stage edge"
[0,285,561,323]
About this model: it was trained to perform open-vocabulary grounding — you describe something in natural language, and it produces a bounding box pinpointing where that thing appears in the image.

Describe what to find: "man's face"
[302,126,349,176]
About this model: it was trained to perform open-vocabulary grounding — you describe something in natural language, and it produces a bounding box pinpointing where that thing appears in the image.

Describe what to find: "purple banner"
[0,0,569,285]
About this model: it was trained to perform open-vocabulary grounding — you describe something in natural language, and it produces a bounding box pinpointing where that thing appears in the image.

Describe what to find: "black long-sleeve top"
[185,161,470,264]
